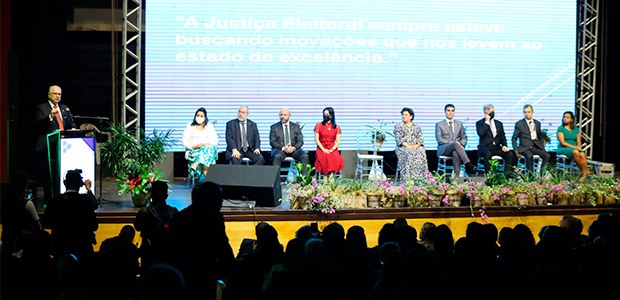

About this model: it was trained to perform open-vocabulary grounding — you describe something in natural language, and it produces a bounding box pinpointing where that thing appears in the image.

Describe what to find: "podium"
[46,130,96,197]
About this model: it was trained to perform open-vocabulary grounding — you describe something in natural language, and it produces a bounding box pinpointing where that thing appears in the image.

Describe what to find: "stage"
[30,176,619,252]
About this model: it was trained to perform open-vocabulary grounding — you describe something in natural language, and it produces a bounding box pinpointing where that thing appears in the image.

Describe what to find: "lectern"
[46,130,96,197]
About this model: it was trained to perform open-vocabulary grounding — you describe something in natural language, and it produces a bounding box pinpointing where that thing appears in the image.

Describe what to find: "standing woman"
[314,107,344,176]
[394,107,429,179]
[556,111,590,182]
[183,107,219,179]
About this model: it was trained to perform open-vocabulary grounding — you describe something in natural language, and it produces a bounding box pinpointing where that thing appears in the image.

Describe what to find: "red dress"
[314,122,344,174]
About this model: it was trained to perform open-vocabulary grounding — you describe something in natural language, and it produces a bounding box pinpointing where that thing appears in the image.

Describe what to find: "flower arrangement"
[100,123,173,207]
[286,165,342,214]
[116,165,164,197]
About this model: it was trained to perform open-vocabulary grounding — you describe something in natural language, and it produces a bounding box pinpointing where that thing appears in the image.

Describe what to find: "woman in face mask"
[314,107,344,177]
[182,107,219,180]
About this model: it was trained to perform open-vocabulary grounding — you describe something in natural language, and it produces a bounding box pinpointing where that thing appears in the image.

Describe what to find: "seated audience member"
[134,180,179,274]
[43,169,98,261]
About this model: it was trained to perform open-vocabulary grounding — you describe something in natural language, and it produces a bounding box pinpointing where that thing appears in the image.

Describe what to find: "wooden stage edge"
[93,204,620,252]
[96,204,620,224]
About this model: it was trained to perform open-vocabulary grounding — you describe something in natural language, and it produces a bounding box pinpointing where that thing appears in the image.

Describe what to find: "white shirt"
[182,123,219,150]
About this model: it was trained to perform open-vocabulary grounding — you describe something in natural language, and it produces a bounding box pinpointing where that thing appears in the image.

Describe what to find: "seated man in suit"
[225,105,265,165]
[435,104,477,177]
[269,108,309,174]
[476,104,515,176]
[511,104,551,173]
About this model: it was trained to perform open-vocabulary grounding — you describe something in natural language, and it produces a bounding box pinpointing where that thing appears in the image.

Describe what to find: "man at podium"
[35,85,77,201]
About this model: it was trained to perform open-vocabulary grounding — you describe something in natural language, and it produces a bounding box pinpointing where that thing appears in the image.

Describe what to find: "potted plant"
[365,120,395,151]
[100,123,174,207]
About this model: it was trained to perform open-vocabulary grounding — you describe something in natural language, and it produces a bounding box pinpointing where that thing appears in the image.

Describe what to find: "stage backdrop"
[144,0,576,152]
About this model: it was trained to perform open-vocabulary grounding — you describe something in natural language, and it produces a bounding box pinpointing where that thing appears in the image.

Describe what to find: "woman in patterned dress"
[394,107,429,179]
[183,107,219,179]
[314,107,344,176]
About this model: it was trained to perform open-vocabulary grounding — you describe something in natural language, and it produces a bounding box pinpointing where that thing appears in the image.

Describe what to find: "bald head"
[279,108,291,123]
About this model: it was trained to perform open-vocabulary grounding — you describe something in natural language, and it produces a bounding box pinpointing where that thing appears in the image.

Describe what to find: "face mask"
[323,115,331,122]
[489,111,495,119]
[195,116,205,124]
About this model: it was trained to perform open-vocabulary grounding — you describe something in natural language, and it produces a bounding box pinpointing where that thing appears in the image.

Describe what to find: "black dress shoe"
[465,162,478,175]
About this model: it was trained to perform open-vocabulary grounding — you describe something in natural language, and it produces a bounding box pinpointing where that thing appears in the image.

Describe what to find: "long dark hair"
[563,111,575,129]
[191,107,209,126]
[322,107,337,128]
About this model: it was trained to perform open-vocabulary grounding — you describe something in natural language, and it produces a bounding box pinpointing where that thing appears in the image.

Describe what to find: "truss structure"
[576,0,599,158]
[122,0,142,138]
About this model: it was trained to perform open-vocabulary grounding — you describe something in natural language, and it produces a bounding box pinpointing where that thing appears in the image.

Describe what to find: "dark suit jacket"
[476,118,509,150]
[511,118,546,153]
[225,118,261,160]
[269,122,304,150]
[35,102,76,152]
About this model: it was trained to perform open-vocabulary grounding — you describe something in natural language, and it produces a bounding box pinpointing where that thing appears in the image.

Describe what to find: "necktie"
[529,121,537,140]
[448,121,454,134]
[490,120,497,137]
[240,121,248,151]
[54,105,64,131]
[284,124,290,146]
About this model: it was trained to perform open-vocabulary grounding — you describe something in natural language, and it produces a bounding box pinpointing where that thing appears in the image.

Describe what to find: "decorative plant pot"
[501,192,516,206]
[555,192,569,205]
[366,194,381,208]
[535,195,547,205]
[391,195,406,208]
[448,193,462,207]
[516,192,530,206]
[132,192,151,208]
[428,193,444,207]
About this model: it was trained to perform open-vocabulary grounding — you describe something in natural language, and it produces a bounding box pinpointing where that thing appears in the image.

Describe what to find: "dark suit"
[476,118,515,174]
[511,118,551,172]
[35,102,77,201]
[269,121,309,171]
[225,118,264,165]
[35,102,76,152]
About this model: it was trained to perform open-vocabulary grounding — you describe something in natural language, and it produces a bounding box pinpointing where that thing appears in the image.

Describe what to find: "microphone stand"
[73,115,119,206]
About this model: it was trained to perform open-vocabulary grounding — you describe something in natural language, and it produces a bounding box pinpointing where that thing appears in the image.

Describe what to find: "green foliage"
[100,123,174,196]
[294,163,316,186]
[485,159,508,186]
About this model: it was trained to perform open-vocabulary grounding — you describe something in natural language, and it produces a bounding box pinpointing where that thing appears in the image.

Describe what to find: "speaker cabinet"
[203,164,282,207]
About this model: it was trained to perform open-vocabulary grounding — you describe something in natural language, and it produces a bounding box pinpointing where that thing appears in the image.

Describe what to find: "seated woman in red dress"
[314,107,344,176]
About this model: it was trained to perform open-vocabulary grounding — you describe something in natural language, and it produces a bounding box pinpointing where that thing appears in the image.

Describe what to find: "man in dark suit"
[35,85,77,201]
[475,104,515,176]
[511,104,551,173]
[225,105,265,165]
[435,104,477,177]
[269,108,309,174]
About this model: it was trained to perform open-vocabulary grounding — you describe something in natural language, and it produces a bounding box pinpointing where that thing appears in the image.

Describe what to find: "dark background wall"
[3,0,618,180]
